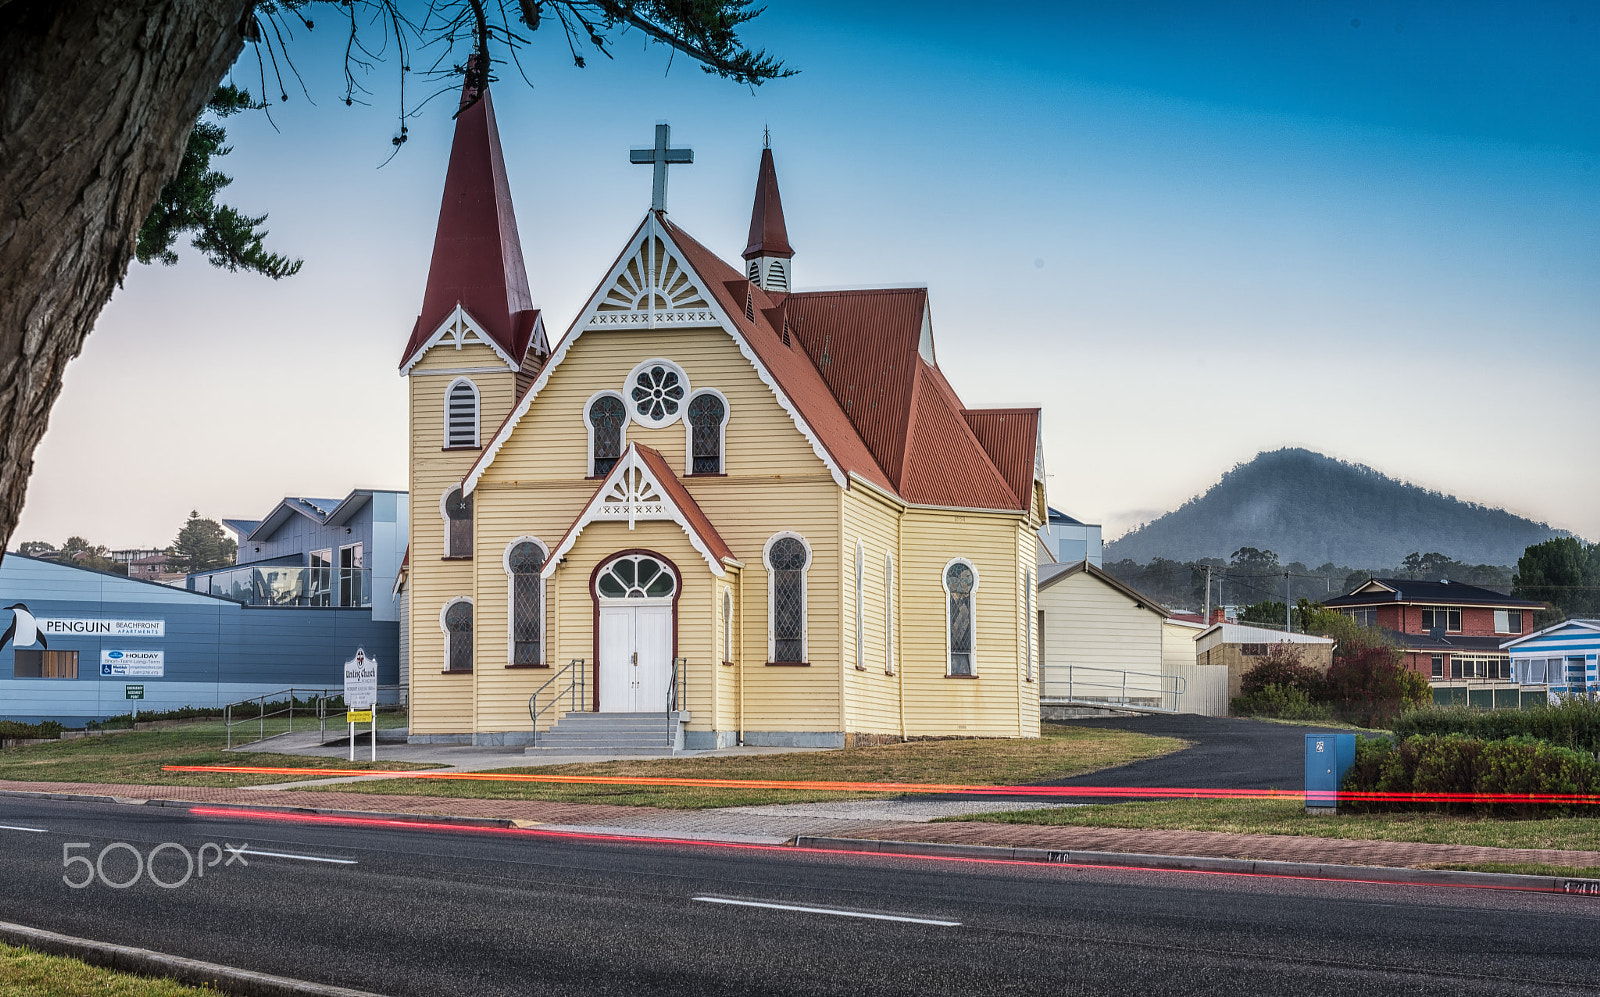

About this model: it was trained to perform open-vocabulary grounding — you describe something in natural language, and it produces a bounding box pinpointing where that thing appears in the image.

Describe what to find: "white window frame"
[443,377,481,448]
[763,531,812,664]
[854,540,865,671]
[884,552,895,675]
[683,387,730,476]
[503,536,549,666]
[942,557,979,677]
[1024,567,1034,682]
[624,357,691,429]
[583,390,629,478]
[439,596,474,673]
[722,587,734,665]
[439,486,472,558]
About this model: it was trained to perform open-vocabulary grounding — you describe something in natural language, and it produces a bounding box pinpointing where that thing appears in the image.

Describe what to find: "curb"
[0,790,516,829]
[793,835,1600,896]
[0,919,382,997]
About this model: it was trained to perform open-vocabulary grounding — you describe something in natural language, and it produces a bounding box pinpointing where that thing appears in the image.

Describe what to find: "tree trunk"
[0,0,251,558]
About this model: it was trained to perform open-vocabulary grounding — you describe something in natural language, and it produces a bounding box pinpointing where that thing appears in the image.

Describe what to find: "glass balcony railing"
[195,566,372,609]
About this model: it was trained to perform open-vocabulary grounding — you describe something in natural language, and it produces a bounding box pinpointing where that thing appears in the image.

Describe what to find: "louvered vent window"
[748,260,760,281]
[767,260,789,292]
[444,487,472,558]
[768,537,809,663]
[509,542,544,665]
[446,380,479,447]
[688,393,725,474]
[444,601,473,673]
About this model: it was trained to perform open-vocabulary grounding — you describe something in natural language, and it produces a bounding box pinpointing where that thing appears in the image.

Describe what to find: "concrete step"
[523,744,677,756]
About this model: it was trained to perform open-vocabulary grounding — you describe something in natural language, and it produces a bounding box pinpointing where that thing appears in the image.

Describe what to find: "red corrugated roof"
[962,408,1039,508]
[399,78,541,370]
[660,217,895,494]
[900,364,1022,509]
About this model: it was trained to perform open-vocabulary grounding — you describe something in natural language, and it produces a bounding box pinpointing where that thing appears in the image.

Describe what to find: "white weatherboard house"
[1037,560,1225,715]
[1501,619,1600,701]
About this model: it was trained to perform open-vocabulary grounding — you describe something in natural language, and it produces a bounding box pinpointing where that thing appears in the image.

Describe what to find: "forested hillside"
[1105,449,1567,568]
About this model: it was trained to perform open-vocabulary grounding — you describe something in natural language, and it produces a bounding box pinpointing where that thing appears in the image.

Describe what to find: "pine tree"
[170,511,236,574]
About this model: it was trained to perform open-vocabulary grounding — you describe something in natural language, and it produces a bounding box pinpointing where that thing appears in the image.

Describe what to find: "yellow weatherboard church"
[400,77,1045,749]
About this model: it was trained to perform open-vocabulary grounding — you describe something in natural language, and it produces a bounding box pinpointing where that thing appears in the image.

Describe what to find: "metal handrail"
[666,657,686,745]
[224,685,405,748]
[1042,664,1187,713]
[528,659,588,748]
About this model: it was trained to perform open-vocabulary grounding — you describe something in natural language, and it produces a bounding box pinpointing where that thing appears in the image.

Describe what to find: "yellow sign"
[346,710,373,724]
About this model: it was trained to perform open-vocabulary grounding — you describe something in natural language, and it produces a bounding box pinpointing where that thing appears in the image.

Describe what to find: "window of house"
[507,540,545,665]
[854,541,865,671]
[944,559,977,676]
[587,394,626,476]
[723,588,733,665]
[766,534,810,663]
[445,378,480,448]
[884,553,895,675]
[1025,568,1034,682]
[1518,657,1548,684]
[1494,609,1523,635]
[309,549,332,607]
[13,649,77,679]
[443,487,472,558]
[442,599,473,672]
[338,543,363,607]
[687,391,727,475]
[1343,607,1378,627]
[1421,606,1462,633]
[1431,654,1444,679]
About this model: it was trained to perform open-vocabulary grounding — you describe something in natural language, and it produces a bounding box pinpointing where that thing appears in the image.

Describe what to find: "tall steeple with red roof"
[742,136,794,294]
[400,66,541,370]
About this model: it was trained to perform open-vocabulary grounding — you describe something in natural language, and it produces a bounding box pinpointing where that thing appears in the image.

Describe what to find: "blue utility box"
[1304,733,1356,814]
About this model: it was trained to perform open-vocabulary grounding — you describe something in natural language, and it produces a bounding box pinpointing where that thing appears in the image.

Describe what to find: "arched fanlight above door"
[595,554,677,599]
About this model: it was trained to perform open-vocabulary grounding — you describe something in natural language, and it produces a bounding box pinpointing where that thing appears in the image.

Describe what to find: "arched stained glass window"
[944,560,976,676]
[630,363,686,424]
[688,392,726,474]
[767,536,809,663]
[509,542,544,665]
[443,487,472,558]
[444,600,473,673]
[595,554,677,600]
[588,395,625,476]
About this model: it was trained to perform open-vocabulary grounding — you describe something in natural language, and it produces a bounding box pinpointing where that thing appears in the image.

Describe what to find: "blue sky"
[17,0,1598,553]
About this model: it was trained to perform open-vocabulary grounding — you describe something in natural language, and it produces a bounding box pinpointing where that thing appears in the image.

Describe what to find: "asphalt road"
[1,797,1596,995]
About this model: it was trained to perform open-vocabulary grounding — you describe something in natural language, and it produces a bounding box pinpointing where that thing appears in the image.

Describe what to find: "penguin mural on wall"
[1,604,44,652]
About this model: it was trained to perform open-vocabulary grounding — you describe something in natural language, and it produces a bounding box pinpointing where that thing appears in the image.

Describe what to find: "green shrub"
[1391,698,1600,754]
[1231,684,1334,722]
[1342,734,1600,817]
[1323,643,1430,727]
[1239,644,1323,697]
[0,720,64,741]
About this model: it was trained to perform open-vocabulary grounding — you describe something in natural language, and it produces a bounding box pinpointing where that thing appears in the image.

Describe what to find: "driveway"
[1043,714,1374,791]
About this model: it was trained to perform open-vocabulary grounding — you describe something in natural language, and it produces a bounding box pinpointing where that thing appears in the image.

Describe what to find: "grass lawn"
[948,797,1600,853]
[0,943,213,997]
[0,719,435,788]
[311,724,1184,809]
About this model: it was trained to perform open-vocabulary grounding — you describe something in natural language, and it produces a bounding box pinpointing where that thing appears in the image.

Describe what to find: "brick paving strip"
[4,778,1599,870]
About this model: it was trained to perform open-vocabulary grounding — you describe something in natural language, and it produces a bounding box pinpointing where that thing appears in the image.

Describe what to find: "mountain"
[1104,449,1568,567]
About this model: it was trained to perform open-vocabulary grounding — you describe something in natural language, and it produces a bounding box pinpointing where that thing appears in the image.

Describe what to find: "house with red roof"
[400,77,1045,748]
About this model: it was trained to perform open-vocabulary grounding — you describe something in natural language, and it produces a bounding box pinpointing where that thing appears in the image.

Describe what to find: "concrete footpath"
[4,777,1599,872]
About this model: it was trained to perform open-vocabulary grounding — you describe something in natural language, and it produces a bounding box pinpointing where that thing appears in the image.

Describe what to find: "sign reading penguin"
[1,603,44,651]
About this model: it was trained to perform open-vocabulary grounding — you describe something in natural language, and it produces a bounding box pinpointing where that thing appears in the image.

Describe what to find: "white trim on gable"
[462,214,849,497]
[401,304,520,374]
[541,444,727,580]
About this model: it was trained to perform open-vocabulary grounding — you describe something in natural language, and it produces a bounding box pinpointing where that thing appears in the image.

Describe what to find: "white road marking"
[234,849,357,865]
[0,825,47,833]
[692,896,960,926]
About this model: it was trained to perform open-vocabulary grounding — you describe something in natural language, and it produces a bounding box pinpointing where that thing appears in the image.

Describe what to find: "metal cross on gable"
[630,122,693,212]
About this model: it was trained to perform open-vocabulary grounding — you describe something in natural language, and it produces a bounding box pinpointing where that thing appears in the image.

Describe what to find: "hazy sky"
[16,1,1598,552]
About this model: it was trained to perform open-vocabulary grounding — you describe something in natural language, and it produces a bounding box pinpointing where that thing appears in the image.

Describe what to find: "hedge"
[1391,698,1600,755]
[0,720,64,740]
[1342,733,1600,817]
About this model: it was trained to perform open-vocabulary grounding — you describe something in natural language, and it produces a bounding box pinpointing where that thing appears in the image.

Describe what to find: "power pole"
[1285,570,1292,632]
[1203,565,1212,625]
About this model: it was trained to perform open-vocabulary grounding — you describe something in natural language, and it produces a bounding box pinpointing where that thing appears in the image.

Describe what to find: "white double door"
[598,602,673,713]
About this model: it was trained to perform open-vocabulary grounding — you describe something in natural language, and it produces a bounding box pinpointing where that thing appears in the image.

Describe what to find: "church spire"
[742,143,794,293]
[400,64,538,369]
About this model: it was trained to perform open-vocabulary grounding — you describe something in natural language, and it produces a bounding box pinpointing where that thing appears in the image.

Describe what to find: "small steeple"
[401,63,538,368]
[742,142,794,293]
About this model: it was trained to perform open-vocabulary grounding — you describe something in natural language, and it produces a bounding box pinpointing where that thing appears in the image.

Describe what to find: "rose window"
[627,360,688,426]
